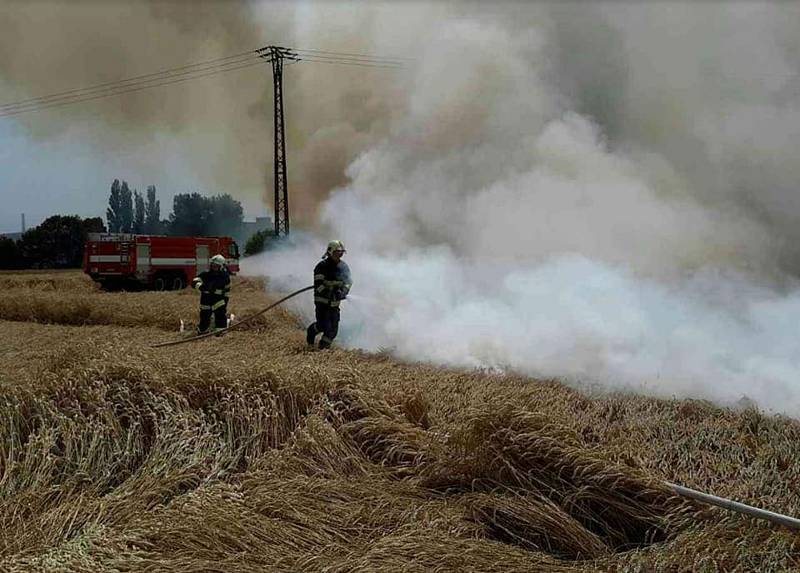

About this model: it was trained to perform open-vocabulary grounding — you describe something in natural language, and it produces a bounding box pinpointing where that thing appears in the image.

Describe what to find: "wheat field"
[0,270,798,572]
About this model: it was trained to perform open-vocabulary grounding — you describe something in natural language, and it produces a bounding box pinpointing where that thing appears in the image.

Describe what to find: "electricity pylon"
[257,46,298,236]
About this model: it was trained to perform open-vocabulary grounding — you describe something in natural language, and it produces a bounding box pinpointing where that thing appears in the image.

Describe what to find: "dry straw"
[1,271,799,571]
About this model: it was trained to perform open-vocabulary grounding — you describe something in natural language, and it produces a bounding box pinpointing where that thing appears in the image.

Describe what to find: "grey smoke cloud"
[249,2,800,416]
[549,3,800,272]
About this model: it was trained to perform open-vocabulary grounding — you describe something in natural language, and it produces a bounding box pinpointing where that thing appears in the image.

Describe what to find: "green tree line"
[105,180,244,238]
[0,179,265,270]
[0,215,105,270]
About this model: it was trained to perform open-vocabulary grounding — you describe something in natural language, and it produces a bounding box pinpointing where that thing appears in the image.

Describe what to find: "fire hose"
[152,285,314,348]
[666,482,800,530]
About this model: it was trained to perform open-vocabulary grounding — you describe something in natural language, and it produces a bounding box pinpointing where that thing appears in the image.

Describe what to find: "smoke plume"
[251,3,800,416]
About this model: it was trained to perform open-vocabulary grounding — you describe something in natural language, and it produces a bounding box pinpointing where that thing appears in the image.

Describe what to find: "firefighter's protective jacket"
[192,268,231,311]
[314,257,352,307]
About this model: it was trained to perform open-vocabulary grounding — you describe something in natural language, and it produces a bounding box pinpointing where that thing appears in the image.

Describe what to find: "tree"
[106,179,135,233]
[16,216,106,269]
[168,193,208,236]
[168,192,244,237]
[133,190,145,233]
[207,194,244,237]
[244,229,277,256]
[83,217,107,234]
[0,236,21,269]
[107,179,122,232]
[119,181,134,233]
[145,185,161,234]
[18,215,87,268]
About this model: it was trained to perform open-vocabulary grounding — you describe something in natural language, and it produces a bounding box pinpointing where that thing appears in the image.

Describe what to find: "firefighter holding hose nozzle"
[192,254,231,334]
[307,240,352,349]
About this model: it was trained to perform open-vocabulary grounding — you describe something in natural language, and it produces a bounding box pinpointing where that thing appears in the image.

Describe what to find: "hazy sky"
[0,118,270,232]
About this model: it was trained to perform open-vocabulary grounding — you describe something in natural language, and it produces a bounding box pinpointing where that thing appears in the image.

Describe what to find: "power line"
[0,59,268,118]
[0,45,408,118]
[297,57,404,70]
[292,51,404,68]
[0,51,262,112]
[292,48,408,64]
[255,45,407,67]
[291,48,406,68]
[291,47,413,61]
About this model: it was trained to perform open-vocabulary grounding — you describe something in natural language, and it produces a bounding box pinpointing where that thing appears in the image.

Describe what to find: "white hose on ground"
[152,285,314,348]
[666,481,800,530]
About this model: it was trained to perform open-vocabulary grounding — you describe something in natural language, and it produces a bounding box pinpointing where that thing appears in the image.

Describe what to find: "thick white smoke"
[245,3,800,416]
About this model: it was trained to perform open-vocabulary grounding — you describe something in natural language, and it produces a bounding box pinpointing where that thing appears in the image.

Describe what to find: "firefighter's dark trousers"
[307,303,340,349]
[198,302,227,333]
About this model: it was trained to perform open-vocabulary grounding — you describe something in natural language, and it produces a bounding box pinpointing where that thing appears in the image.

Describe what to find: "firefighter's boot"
[306,323,318,346]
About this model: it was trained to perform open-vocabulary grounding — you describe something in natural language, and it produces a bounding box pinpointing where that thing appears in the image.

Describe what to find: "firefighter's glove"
[335,288,347,301]
[192,278,202,290]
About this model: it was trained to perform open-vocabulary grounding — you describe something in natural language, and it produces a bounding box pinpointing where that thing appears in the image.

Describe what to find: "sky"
[0,0,402,233]
[0,3,277,233]
[3,1,800,415]
[0,119,268,231]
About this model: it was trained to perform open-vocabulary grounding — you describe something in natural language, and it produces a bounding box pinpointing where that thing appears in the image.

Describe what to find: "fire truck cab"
[84,234,240,290]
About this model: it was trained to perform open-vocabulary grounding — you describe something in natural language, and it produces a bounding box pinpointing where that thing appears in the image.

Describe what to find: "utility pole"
[257,46,298,237]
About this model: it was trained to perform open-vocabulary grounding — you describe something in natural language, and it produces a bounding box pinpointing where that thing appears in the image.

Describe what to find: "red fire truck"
[83,234,240,290]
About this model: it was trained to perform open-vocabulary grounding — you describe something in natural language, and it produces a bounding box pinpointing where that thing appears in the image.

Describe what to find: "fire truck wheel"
[154,276,167,291]
[172,275,186,290]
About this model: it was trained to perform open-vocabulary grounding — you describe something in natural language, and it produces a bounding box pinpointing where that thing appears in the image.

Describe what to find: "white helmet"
[210,254,226,267]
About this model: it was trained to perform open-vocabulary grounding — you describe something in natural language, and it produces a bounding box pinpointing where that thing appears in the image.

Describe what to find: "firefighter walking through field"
[307,240,352,349]
[192,254,231,334]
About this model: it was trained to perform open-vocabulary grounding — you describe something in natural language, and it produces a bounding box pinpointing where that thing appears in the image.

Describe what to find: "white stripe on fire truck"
[89,255,123,263]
